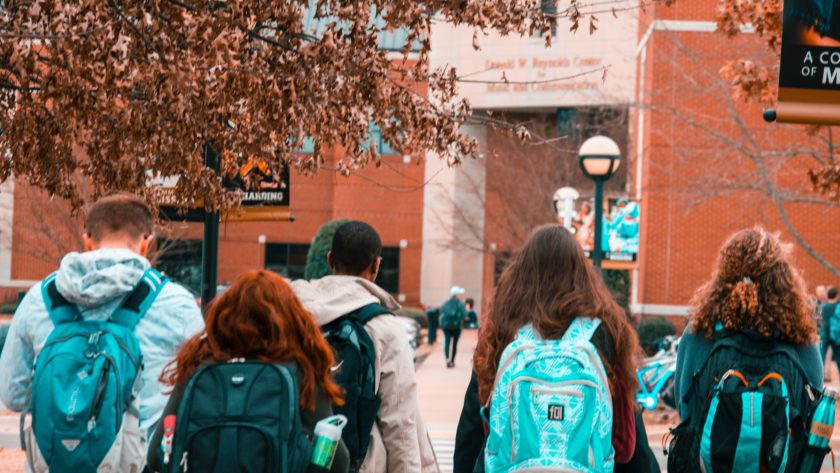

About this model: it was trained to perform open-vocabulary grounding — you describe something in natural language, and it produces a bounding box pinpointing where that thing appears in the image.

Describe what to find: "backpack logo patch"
[548,404,564,421]
[61,439,81,451]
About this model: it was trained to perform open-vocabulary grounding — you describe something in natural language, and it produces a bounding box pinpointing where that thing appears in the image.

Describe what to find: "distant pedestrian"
[671,227,823,472]
[441,286,468,368]
[426,306,440,344]
[472,225,656,472]
[464,298,478,329]
[0,194,204,472]
[822,286,839,372]
[147,270,349,473]
[292,221,438,473]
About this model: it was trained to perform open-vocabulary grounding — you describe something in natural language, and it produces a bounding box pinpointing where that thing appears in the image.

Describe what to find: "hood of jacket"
[291,275,400,326]
[55,248,150,310]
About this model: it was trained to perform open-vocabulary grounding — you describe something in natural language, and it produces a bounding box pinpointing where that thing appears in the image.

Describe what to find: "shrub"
[304,219,349,280]
[603,270,630,318]
[0,303,17,315]
[395,307,428,328]
[637,317,677,356]
[0,322,10,356]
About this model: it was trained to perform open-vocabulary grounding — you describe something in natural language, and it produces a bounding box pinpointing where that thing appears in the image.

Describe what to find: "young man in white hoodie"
[292,221,439,473]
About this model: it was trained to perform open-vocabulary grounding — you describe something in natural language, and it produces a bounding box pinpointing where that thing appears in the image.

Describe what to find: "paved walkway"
[416,329,478,473]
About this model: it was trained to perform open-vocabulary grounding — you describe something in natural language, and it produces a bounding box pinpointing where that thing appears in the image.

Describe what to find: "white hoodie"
[292,276,439,473]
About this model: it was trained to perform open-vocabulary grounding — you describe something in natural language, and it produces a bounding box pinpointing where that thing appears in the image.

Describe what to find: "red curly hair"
[161,270,343,410]
[690,227,817,345]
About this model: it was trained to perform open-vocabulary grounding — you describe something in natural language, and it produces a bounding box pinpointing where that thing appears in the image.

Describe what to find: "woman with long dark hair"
[146,270,349,473]
[459,225,657,472]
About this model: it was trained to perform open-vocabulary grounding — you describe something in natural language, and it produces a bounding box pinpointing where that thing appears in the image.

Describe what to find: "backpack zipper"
[750,392,755,427]
[180,451,188,472]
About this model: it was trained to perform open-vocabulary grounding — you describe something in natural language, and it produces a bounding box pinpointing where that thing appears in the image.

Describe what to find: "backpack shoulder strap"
[560,317,602,345]
[347,303,391,324]
[40,273,81,326]
[111,268,169,329]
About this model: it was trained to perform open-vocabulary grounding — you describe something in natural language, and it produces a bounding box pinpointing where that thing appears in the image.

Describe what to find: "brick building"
[1,3,838,318]
[633,0,840,320]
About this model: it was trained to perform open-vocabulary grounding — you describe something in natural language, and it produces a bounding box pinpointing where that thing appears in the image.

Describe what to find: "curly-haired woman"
[674,227,824,420]
[146,270,349,473]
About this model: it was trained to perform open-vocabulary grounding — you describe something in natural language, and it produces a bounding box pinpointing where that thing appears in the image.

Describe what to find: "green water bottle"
[800,387,837,473]
[311,414,348,469]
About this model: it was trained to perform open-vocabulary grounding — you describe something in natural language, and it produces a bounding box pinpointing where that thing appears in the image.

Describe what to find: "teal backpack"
[22,268,167,473]
[485,318,613,473]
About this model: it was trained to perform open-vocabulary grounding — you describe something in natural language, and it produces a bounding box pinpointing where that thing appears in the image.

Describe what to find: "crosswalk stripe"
[432,438,455,473]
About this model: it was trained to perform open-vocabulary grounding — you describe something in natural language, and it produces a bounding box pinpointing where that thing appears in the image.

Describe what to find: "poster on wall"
[565,198,639,266]
[155,156,291,222]
[775,0,840,124]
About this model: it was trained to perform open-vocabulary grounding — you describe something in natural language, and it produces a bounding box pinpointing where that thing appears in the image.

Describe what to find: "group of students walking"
[0,192,830,473]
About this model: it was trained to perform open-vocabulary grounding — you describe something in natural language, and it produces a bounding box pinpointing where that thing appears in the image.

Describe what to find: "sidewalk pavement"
[416,329,478,473]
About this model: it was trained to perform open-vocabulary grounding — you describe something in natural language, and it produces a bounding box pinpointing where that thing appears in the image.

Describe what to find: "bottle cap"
[824,387,837,400]
[314,415,348,440]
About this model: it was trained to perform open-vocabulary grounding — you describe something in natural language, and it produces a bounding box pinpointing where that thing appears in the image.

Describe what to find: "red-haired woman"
[146,270,349,473]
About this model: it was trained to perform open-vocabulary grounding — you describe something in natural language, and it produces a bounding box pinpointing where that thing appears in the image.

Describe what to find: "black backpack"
[322,303,389,471]
[165,361,312,473]
[666,330,817,473]
[440,299,463,330]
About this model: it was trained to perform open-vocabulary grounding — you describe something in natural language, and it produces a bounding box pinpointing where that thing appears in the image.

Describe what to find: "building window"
[366,122,398,156]
[265,243,311,280]
[155,239,202,296]
[537,0,558,37]
[376,247,400,294]
[556,108,579,140]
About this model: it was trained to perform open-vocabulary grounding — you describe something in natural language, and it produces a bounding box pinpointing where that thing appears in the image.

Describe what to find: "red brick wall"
[7,152,427,307]
[636,1,840,316]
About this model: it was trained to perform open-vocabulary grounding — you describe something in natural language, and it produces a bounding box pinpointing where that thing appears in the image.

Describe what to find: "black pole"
[201,143,220,310]
[592,178,604,269]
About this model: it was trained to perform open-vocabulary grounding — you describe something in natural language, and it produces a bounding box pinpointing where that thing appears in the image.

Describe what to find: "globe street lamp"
[578,136,621,269]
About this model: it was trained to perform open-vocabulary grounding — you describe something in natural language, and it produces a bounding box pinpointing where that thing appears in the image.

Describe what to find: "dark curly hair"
[689,227,816,345]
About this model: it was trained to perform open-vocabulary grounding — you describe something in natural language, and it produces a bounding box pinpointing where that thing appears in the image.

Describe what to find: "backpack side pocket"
[666,418,698,473]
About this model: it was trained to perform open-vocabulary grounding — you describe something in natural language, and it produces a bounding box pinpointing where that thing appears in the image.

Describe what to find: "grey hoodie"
[0,249,205,435]
[292,276,440,473]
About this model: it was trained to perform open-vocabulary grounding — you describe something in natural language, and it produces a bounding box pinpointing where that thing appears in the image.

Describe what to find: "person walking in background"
[671,227,823,472]
[0,194,204,472]
[292,221,438,473]
[441,286,468,368]
[147,271,350,473]
[470,225,658,472]
[822,286,839,377]
[426,306,440,344]
[464,298,478,329]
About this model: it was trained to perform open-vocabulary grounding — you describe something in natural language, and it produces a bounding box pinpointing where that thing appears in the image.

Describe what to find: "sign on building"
[775,0,840,124]
[155,158,291,222]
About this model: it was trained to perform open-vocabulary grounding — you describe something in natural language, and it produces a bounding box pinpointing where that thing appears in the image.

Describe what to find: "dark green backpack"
[440,298,463,330]
[666,331,815,473]
[322,303,389,471]
[165,361,312,473]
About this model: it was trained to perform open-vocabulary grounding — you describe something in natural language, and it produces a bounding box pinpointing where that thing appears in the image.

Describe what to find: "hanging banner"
[155,158,291,222]
[776,0,840,124]
[562,197,640,270]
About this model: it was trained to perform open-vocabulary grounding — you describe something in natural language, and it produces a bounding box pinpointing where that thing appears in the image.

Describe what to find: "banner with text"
[777,0,840,124]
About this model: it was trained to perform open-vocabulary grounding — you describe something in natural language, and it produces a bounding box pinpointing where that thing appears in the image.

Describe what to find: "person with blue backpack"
[146,270,350,473]
[669,227,824,473]
[441,286,468,368]
[471,225,654,472]
[0,193,204,473]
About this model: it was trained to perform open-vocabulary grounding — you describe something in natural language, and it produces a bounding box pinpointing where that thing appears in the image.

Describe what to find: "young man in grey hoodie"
[293,221,439,473]
[0,194,204,464]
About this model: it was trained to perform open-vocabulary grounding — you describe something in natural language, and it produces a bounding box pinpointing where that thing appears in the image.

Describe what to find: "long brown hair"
[474,225,639,405]
[689,227,817,345]
[161,270,343,410]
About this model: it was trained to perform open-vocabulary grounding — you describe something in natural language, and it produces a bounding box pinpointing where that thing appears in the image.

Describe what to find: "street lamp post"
[578,136,621,269]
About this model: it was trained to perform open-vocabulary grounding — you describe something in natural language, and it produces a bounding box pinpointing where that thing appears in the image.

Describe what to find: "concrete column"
[420,124,487,308]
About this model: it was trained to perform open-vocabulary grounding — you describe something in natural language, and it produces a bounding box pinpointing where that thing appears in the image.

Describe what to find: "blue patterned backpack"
[485,317,614,473]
